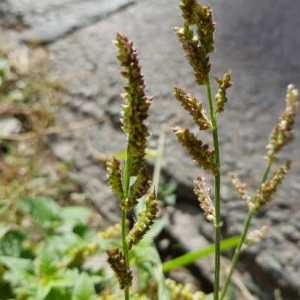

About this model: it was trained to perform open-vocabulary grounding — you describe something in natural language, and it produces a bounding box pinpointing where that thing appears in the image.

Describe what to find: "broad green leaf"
[35,247,58,277]
[72,273,96,300]
[19,197,61,228]
[162,236,241,273]
[0,230,25,257]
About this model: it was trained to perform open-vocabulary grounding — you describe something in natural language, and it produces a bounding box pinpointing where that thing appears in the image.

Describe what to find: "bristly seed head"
[127,192,158,249]
[126,168,151,210]
[245,225,269,246]
[176,0,215,86]
[106,157,123,201]
[107,248,133,289]
[193,176,215,222]
[215,71,232,113]
[174,87,211,130]
[115,33,152,175]
[230,173,250,202]
[248,161,291,213]
[173,127,218,175]
[266,84,299,162]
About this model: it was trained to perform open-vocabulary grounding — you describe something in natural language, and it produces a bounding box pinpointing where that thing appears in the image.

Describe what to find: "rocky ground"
[0,0,299,299]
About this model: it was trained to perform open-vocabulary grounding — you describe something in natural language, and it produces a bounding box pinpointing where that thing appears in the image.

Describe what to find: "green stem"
[122,147,132,300]
[121,209,130,300]
[206,77,222,300]
[220,161,272,300]
[220,212,253,300]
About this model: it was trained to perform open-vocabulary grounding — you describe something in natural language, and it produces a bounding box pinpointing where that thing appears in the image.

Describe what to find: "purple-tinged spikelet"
[248,161,291,213]
[215,72,232,113]
[193,176,215,222]
[107,248,133,289]
[174,87,211,130]
[176,0,215,85]
[174,127,218,175]
[115,33,152,175]
[266,84,299,162]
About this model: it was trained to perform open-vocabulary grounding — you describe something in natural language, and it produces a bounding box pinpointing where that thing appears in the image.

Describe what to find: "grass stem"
[206,77,222,300]
[220,161,272,300]
[122,146,132,300]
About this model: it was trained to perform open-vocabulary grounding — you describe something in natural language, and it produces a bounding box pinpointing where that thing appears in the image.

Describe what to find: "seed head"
[107,248,132,289]
[249,161,291,213]
[165,279,205,300]
[176,1,215,86]
[115,33,152,175]
[127,168,151,210]
[127,192,158,249]
[174,87,211,130]
[99,223,121,240]
[174,127,217,175]
[106,157,123,201]
[193,176,215,222]
[230,173,250,202]
[246,225,269,246]
[215,71,232,113]
[266,84,299,162]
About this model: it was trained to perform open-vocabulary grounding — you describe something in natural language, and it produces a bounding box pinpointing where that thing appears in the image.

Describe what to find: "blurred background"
[0,0,299,299]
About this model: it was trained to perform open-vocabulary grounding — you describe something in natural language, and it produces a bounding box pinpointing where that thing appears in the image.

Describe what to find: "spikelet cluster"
[99,223,121,240]
[107,248,133,289]
[193,177,215,222]
[248,161,291,213]
[115,33,152,175]
[176,0,215,85]
[165,279,205,300]
[127,193,158,249]
[246,226,269,246]
[127,168,151,210]
[215,72,232,113]
[266,84,299,162]
[230,173,250,202]
[106,33,159,292]
[106,157,123,201]
[174,127,217,175]
[174,87,211,130]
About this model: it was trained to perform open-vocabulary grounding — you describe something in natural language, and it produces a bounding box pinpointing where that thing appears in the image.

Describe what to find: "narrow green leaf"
[162,236,240,273]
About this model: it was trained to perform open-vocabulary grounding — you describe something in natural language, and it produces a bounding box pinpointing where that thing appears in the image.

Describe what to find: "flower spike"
[174,87,211,130]
[127,193,158,249]
[215,71,232,113]
[193,176,215,222]
[266,84,299,162]
[106,157,123,201]
[174,127,218,175]
[107,248,132,289]
[176,0,215,85]
[115,33,152,175]
[249,161,291,213]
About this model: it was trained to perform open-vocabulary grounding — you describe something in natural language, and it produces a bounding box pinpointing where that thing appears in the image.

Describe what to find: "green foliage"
[162,236,241,273]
